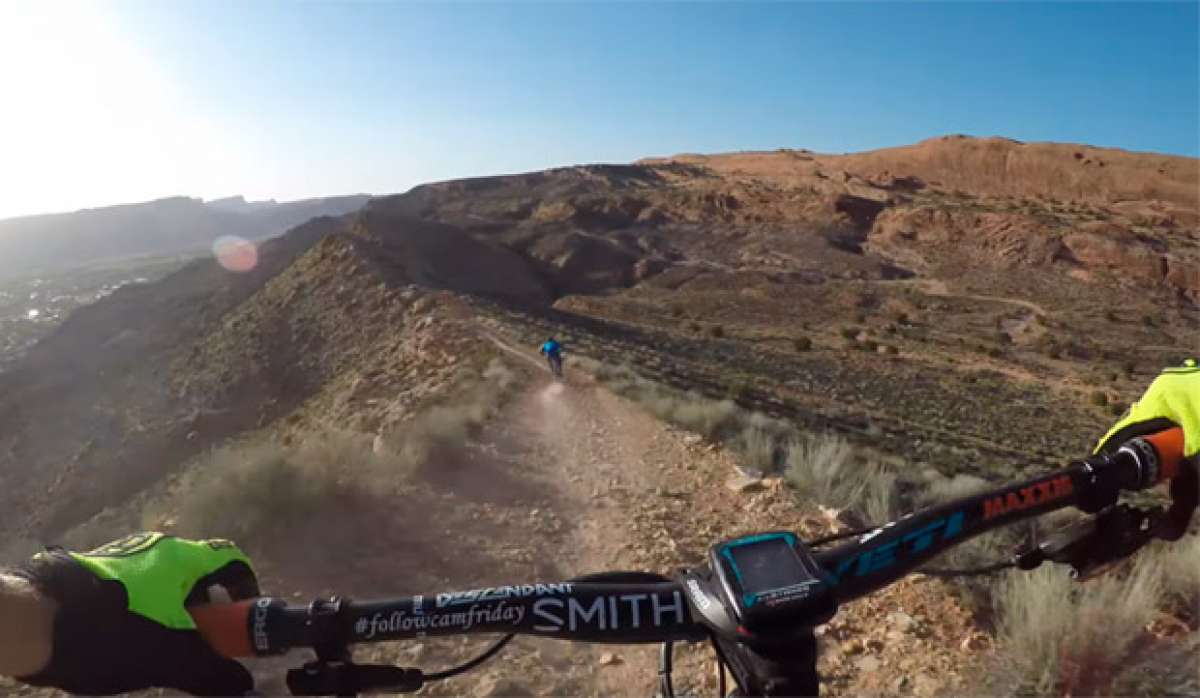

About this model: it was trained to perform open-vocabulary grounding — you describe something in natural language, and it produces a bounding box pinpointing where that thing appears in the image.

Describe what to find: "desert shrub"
[785,434,858,506]
[688,321,702,333]
[672,396,740,440]
[991,558,1163,696]
[1089,390,1108,407]
[793,336,813,352]
[729,378,756,403]
[173,433,372,543]
[839,326,860,340]
[1109,401,1127,417]
[379,358,516,465]
[591,361,637,384]
[735,425,778,473]
[1106,635,1200,697]
[859,463,898,525]
[1065,341,1093,360]
[709,325,725,338]
[918,473,990,506]
[1155,533,1200,615]
[590,363,798,471]
[883,345,899,356]
[593,365,749,443]
[784,435,897,523]
[169,360,520,547]
[727,413,794,473]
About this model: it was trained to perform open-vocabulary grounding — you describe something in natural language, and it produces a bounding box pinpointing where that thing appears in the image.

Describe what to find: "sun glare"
[0,2,232,218]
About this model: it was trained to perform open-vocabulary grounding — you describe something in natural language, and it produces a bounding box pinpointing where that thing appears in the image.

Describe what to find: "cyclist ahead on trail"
[540,337,564,378]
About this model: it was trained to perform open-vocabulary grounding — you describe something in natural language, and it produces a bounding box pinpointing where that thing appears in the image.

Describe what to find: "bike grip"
[189,600,255,658]
[1145,427,1186,483]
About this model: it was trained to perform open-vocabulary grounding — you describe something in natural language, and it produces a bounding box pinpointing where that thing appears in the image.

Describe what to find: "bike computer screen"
[709,531,836,633]
[729,538,811,592]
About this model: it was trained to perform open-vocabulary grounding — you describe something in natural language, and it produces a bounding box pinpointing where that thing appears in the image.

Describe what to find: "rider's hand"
[12,532,259,696]
[1095,358,1200,458]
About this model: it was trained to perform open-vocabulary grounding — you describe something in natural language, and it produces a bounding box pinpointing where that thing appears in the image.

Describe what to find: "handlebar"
[192,581,705,659]
[187,427,1189,695]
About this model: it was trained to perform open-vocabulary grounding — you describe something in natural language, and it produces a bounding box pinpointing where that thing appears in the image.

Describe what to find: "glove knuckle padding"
[16,536,257,696]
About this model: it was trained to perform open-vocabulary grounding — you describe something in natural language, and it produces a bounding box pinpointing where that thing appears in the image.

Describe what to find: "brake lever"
[1014,504,1160,580]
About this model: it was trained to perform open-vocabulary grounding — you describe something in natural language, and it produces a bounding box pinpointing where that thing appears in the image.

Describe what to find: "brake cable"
[919,559,1017,577]
[423,634,515,682]
[807,525,877,546]
[658,641,675,698]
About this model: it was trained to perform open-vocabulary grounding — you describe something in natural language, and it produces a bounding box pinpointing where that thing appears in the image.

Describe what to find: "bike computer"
[709,531,837,633]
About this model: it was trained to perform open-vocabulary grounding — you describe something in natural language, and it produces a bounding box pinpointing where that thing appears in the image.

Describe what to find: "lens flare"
[213,236,258,273]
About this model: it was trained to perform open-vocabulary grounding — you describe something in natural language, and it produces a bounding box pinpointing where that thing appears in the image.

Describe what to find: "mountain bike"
[191,427,1194,696]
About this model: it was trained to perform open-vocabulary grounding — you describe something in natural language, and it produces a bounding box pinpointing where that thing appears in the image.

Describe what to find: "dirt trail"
[911,278,1048,317]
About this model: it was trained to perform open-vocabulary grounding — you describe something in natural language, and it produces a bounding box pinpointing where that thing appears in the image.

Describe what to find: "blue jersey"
[541,340,562,357]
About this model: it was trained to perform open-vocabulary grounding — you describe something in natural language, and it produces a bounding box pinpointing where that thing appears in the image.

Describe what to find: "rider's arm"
[0,572,54,677]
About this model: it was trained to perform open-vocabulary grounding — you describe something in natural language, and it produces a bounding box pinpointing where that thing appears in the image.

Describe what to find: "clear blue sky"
[0,1,1196,218]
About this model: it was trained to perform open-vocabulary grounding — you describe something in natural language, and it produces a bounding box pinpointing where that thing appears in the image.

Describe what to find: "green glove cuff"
[60,533,254,630]
[1097,359,1200,458]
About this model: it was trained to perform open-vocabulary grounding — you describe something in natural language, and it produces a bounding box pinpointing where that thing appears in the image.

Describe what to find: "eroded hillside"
[1,134,1196,556]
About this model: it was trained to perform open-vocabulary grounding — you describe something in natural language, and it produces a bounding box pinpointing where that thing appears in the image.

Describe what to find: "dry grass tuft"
[171,432,374,543]
[991,557,1164,696]
[166,359,520,547]
[784,434,898,524]
[376,358,517,469]
[918,472,991,506]
[1153,532,1200,616]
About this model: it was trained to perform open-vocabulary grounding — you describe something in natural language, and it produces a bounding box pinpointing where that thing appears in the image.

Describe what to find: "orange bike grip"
[1145,427,1186,483]
[189,600,255,658]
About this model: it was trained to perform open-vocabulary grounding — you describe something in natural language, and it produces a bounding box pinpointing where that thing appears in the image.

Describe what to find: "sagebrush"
[991,558,1164,696]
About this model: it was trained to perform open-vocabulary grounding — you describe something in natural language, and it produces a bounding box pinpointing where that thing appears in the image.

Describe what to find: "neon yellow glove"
[1096,358,1200,458]
[15,532,258,696]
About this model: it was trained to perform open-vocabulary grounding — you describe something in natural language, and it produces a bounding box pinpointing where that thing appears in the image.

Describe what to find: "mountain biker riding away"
[0,360,1196,695]
[540,336,564,375]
